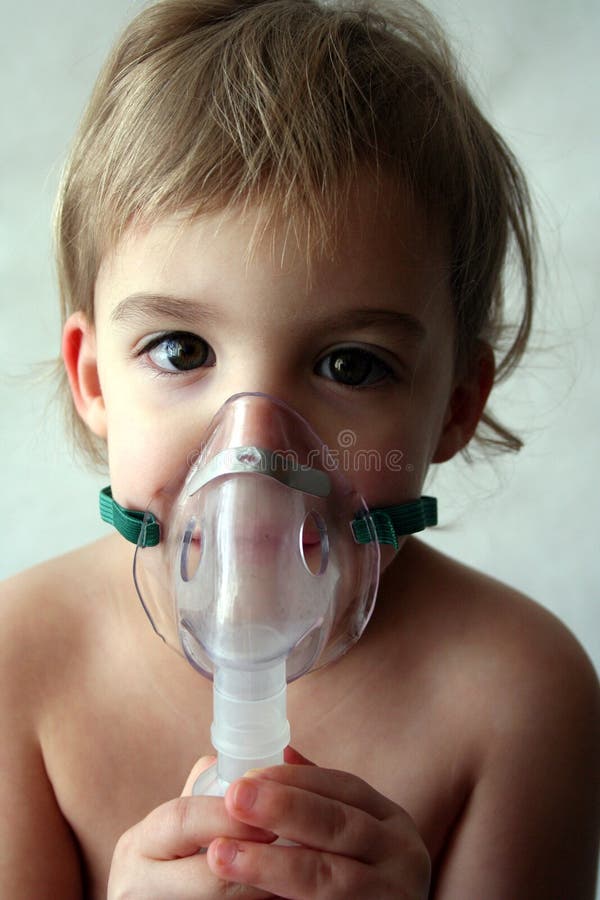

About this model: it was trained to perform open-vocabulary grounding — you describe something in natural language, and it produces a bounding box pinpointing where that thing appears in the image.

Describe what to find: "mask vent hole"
[300,510,328,576]
[180,517,203,582]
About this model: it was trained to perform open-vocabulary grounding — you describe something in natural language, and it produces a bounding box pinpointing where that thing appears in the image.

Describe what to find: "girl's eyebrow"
[318,308,428,342]
[109,292,220,327]
[110,293,428,342]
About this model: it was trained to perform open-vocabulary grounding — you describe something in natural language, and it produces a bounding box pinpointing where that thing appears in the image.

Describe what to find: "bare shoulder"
[1,540,100,660]
[397,538,600,766]
[382,539,599,712]
[408,537,599,715]
[0,538,124,899]
[0,534,132,673]
[0,539,120,716]
[387,539,600,898]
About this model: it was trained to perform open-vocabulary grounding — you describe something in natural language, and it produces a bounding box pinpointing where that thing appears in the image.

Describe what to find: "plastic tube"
[193,660,290,796]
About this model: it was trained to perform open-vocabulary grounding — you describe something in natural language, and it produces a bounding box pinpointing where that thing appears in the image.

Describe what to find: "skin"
[1,188,598,898]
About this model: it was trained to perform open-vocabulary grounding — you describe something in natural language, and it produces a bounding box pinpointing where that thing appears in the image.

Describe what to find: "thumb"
[181,755,217,796]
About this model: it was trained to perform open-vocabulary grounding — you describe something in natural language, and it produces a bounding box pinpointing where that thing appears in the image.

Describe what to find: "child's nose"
[225,391,314,453]
[199,391,322,468]
[229,393,284,449]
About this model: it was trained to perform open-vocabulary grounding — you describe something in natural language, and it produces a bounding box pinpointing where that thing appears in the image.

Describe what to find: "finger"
[138,795,276,860]
[242,764,395,821]
[207,839,375,900]
[283,745,316,766]
[110,851,275,900]
[225,776,390,862]
[181,755,217,795]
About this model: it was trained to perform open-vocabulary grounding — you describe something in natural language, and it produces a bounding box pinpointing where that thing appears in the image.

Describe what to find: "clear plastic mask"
[133,392,381,684]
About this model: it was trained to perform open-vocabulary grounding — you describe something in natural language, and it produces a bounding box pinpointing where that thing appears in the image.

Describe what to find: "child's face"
[75,184,477,563]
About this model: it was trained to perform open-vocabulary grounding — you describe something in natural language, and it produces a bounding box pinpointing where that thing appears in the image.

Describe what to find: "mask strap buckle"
[351,497,438,550]
[99,486,161,548]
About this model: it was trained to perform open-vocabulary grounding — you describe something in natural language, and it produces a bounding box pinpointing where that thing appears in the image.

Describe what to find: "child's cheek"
[104,407,186,511]
[348,433,429,511]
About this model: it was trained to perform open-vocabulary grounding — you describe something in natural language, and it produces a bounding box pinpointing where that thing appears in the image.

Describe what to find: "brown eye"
[145,332,214,372]
[318,347,392,387]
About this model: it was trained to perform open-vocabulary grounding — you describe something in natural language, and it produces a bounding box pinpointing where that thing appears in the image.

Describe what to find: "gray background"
[1,0,598,746]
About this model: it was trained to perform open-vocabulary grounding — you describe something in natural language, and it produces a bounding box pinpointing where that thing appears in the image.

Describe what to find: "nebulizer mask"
[99,392,437,796]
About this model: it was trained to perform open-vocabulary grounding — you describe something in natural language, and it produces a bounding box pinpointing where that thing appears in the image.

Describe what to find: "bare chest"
[43,646,469,897]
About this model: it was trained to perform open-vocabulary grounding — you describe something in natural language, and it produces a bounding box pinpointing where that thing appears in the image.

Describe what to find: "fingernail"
[233,778,258,811]
[215,838,238,866]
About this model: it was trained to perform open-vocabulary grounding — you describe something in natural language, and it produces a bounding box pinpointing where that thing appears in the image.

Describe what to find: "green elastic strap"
[99,485,436,551]
[99,486,160,548]
[351,496,437,550]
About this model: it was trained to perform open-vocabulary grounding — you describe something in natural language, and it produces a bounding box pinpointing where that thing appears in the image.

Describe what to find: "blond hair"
[55,0,536,466]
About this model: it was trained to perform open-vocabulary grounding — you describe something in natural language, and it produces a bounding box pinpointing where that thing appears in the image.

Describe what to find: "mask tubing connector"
[211,661,290,785]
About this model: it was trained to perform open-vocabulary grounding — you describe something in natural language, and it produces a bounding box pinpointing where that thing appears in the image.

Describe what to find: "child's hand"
[207,748,431,899]
[107,756,277,899]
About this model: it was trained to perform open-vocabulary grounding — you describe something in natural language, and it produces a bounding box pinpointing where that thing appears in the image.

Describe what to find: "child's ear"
[432,341,495,463]
[62,311,107,439]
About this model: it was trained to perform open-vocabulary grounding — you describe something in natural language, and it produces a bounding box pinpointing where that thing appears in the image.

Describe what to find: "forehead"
[95,179,451,329]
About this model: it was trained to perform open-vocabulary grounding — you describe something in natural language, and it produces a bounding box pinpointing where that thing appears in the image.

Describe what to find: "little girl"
[1,1,598,897]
